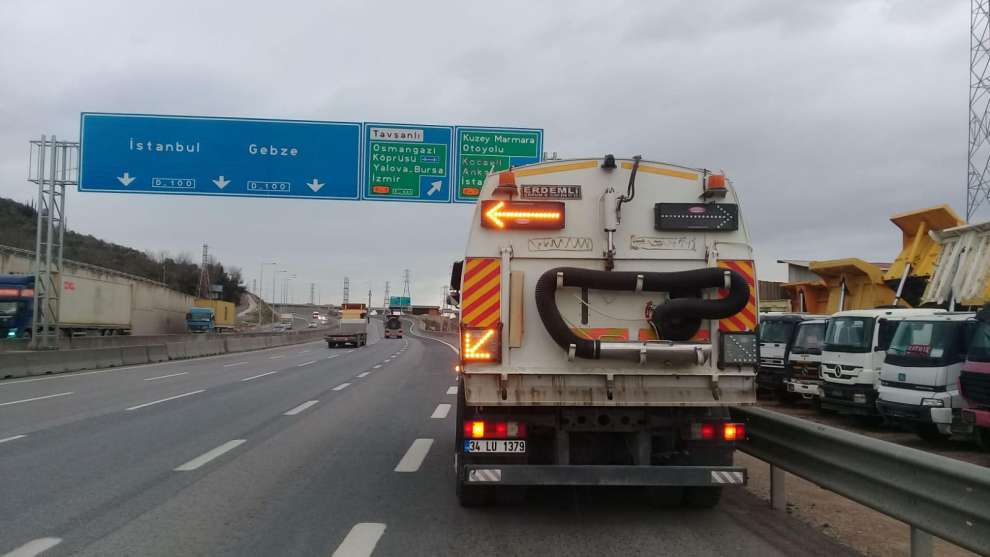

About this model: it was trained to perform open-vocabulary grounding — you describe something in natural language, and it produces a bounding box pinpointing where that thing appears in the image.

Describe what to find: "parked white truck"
[451,156,759,507]
[819,308,944,416]
[783,318,829,401]
[877,313,976,440]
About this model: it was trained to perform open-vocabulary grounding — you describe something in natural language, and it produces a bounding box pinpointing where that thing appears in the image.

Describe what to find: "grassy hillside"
[0,196,245,304]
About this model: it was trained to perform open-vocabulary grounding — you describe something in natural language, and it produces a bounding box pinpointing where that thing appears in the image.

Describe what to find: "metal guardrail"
[730,406,989,556]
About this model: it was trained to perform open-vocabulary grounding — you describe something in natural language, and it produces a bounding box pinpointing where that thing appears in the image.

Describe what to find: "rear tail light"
[463,420,526,439]
[462,327,501,362]
[723,423,745,442]
[689,422,745,442]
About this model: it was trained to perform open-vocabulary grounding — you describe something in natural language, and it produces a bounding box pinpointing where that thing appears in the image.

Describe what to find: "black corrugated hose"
[534,266,750,358]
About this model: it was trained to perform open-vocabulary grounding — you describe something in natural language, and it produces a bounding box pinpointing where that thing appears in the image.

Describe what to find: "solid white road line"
[332,523,386,557]
[372,364,382,369]
[0,434,27,445]
[406,323,459,354]
[241,371,277,382]
[356,371,370,378]
[333,383,351,391]
[269,355,285,360]
[394,438,434,472]
[1,537,62,557]
[144,372,188,381]
[284,400,319,416]
[446,386,458,395]
[430,404,451,419]
[0,392,73,408]
[125,390,205,411]
[297,360,317,367]
[174,439,246,471]
[223,361,249,367]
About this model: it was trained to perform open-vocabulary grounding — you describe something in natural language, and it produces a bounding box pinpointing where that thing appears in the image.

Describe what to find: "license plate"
[464,440,526,453]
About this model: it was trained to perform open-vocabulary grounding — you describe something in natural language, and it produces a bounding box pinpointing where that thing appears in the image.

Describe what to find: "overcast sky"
[0,1,977,305]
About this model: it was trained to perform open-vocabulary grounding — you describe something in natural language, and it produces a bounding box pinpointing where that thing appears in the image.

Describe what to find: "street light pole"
[259,261,276,326]
[273,270,287,327]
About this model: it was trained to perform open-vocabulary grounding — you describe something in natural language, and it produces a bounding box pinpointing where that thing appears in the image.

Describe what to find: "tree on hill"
[0,196,245,304]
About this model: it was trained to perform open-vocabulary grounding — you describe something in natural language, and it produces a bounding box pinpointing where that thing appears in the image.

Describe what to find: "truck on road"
[451,156,758,507]
[326,305,367,348]
[384,312,403,339]
[186,298,236,333]
[0,273,132,338]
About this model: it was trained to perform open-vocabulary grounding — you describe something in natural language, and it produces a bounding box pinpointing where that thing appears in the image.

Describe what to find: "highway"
[0,322,856,557]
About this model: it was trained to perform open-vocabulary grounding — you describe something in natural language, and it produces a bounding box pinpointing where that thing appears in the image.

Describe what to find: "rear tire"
[683,486,722,508]
[646,487,684,508]
[915,424,950,443]
[975,427,990,452]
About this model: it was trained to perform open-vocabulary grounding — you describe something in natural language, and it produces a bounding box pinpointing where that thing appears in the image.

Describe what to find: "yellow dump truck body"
[193,298,236,330]
[809,258,907,313]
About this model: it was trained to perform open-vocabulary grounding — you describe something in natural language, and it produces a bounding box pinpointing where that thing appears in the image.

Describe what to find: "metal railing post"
[910,527,933,557]
[770,463,786,511]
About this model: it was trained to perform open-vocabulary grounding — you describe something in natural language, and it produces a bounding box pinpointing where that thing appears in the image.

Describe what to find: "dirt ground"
[738,407,985,557]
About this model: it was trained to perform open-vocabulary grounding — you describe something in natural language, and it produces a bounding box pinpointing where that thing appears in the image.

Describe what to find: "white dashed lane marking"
[357,371,370,378]
[333,383,351,391]
[241,371,277,382]
[1,537,62,557]
[174,439,246,471]
[284,400,319,416]
[430,404,451,419]
[394,438,434,472]
[446,386,458,395]
[144,372,188,381]
[331,523,386,557]
[125,390,204,411]
[0,392,74,407]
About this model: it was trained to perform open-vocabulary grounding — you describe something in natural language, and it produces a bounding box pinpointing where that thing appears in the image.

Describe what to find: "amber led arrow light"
[480,200,565,230]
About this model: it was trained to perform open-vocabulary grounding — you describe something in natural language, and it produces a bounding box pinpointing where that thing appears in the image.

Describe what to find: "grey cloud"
[0,0,977,300]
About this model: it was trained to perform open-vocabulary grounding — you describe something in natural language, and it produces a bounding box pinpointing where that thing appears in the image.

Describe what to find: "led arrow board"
[79,113,362,200]
[654,203,739,231]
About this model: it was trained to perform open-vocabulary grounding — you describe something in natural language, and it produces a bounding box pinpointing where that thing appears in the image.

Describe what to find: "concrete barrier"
[147,344,169,363]
[0,328,329,380]
[165,342,188,360]
[120,345,150,366]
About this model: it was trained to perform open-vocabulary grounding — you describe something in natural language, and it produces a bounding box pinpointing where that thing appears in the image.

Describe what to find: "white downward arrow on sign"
[213,176,230,189]
[117,172,135,186]
[307,179,324,193]
[427,180,442,196]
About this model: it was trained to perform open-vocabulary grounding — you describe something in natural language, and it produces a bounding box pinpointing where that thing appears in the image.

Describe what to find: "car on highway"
[307,321,318,328]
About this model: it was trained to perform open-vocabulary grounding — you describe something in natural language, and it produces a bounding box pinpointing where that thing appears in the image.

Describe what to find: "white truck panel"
[60,274,132,328]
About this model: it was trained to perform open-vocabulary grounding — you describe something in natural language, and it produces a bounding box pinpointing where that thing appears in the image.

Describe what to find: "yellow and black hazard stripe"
[461,257,501,328]
[718,260,757,332]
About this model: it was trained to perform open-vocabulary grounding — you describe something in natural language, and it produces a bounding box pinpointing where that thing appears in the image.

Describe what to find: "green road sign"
[454,127,543,203]
[364,124,452,203]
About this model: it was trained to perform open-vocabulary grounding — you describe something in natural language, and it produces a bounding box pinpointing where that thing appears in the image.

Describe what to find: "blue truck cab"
[0,275,35,339]
[186,306,215,333]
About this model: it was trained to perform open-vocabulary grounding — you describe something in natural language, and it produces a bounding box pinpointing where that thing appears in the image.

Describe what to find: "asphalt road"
[0,322,858,557]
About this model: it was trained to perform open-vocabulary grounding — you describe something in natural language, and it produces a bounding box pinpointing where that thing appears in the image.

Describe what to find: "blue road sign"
[363,123,453,203]
[79,113,362,200]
